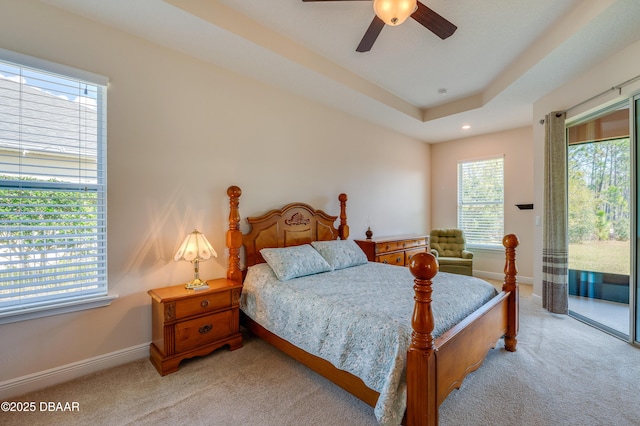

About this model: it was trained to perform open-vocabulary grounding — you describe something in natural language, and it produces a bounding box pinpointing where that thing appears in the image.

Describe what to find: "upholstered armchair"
[429,228,473,276]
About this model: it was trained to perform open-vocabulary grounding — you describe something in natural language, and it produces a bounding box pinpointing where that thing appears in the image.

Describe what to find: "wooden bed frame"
[225,186,519,425]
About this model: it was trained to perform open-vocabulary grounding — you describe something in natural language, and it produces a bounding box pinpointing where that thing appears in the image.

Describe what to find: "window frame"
[0,48,115,324]
[457,155,505,250]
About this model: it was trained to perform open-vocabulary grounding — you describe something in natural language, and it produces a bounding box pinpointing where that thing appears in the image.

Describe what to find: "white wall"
[430,127,535,282]
[532,38,640,299]
[0,0,430,395]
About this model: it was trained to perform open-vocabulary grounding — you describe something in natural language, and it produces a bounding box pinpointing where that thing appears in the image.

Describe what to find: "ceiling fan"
[302,0,457,52]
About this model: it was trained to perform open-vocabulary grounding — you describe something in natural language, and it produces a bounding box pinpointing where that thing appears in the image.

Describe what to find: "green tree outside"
[567,138,630,274]
[0,175,100,294]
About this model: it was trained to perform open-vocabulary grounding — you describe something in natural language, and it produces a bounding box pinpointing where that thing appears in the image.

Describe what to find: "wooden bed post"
[338,193,349,239]
[502,234,519,352]
[406,252,439,426]
[226,186,243,283]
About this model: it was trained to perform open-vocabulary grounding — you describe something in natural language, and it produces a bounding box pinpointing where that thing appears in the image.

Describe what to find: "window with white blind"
[0,49,113,324]
[457,155,504,248]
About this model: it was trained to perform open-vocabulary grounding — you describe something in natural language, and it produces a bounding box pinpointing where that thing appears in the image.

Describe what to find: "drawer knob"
[396,257,402,263]
[199,324,213,334]
[383,259,388,264]
[201,300,209,308]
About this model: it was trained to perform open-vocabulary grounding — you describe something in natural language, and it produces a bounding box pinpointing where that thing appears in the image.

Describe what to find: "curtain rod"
[540,73,640,123]
[560,73,640,115]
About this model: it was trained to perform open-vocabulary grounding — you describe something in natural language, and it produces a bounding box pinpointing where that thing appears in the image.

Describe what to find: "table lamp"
[174,229,217,290]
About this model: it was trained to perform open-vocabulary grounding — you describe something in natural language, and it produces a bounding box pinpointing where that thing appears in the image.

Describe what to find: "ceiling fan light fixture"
[373,0,417,26]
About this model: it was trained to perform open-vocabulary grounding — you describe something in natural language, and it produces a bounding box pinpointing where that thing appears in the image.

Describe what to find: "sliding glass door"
[636,96,640,345]
[567,103,631,339]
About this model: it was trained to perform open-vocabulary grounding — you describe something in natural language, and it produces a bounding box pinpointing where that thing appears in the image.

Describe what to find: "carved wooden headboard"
[226,186,349,282]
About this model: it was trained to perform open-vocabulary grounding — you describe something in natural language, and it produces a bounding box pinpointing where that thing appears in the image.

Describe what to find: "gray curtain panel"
[542,111,568,314]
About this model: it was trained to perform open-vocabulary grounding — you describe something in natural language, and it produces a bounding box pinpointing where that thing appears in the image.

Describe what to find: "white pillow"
[260,244,331,281]
[311,240,368,270]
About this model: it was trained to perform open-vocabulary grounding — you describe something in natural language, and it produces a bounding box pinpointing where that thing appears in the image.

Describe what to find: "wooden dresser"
[148,278,243,376]
[355,234,430,267]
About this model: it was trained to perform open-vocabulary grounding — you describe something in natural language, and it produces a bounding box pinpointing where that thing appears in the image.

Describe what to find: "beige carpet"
[4,292,640,426]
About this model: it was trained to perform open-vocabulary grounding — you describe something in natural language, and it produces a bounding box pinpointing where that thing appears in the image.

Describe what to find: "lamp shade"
[373,0,417,26]
[174,229,217,262]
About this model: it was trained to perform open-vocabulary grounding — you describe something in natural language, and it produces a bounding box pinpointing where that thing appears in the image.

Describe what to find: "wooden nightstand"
[355,235,430,266]
[148,278,243,376]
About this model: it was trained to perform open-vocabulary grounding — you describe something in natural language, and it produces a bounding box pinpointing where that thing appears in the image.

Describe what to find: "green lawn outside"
[568,240,630,275]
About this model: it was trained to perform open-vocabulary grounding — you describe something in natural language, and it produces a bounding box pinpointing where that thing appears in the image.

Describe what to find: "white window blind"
[0,50,108,317]
[457,156,504,247]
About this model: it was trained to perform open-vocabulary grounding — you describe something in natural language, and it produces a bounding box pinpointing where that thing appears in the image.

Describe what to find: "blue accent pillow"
[260,244,332,281]
[311,240,368,270]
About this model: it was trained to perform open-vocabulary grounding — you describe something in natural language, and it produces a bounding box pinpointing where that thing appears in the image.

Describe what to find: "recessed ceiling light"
[462,125,471,130]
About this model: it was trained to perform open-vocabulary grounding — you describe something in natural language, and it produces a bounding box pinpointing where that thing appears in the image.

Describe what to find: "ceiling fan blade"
[411,1,457,40]
[356,16,385,52]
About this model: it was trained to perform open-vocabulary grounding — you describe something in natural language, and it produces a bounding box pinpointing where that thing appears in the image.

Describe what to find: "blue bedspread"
[240,262,498,425]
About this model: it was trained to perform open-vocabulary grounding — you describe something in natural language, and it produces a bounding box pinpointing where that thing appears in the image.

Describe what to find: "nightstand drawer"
[174,291,230,320]
[149,278,243,376]
[378,252,405,266]
[175,310,233,353]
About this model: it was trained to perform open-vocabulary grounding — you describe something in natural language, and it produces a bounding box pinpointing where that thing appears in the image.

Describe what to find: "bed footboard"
[405,234,519,426]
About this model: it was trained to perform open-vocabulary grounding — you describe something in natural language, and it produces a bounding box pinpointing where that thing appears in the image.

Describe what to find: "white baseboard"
[473,270,533,285]
[0,342,150,400]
